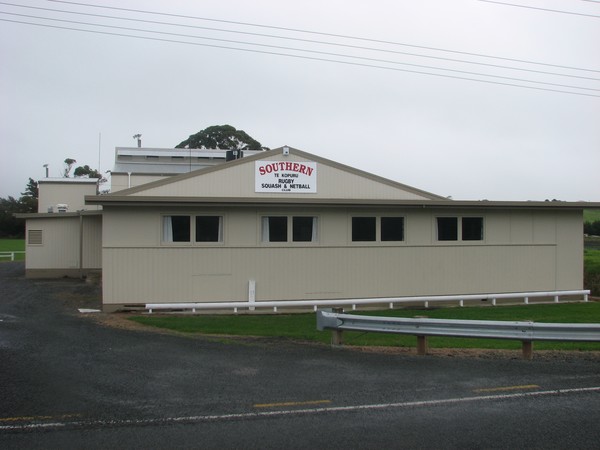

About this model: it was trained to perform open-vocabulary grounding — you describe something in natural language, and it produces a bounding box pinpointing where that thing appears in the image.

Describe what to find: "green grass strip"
[129,302,600,351]
[0,239,25,261]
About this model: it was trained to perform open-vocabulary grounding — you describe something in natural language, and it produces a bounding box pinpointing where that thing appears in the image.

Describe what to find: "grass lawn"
[585,249,600,273]
[584,249,600,296]
[129,302,600,351]
[584,209,600,223]
[0,239,25,261]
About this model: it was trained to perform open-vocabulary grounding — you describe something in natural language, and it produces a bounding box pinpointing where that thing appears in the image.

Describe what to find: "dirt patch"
[351,344,600,361]
[81,311,600,361]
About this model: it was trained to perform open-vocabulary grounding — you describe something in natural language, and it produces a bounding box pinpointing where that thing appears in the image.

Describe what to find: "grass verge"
[0,239,25,261]
[584,249,600,296]
[129,302,600,351]
[584,209,600,223]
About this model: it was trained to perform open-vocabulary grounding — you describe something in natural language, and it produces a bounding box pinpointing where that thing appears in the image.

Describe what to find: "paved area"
[1,262,599,449]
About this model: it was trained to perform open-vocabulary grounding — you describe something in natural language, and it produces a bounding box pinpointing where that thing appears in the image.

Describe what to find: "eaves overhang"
[85,195,600,210]
[16,210,103,219]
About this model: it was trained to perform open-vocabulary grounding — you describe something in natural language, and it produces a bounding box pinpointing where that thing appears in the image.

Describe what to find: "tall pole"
[98,132,101,172]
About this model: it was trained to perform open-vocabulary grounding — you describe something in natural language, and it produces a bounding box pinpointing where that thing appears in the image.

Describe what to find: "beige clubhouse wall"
[38,180,100,213]
[25,214,102,278]
[111,174,169,192]
[101,206,583,309]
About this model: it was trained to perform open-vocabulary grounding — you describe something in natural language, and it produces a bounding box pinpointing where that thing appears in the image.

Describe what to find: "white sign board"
[255,161,317,193]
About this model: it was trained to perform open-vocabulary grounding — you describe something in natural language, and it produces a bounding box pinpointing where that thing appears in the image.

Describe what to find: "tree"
[0,178,39,238]
[74,165,102,179]
[19,177,38,213]
[584,221,600,236]
[175,125,267,150]
[63,158,76,177]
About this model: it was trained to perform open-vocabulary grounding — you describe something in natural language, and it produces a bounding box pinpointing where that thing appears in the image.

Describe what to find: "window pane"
[267,216,287,242]
[196,216,222,242]
[437,217,458,241]
[168,216,190,242]
[462,217,483,241]
[293,216,315,242]
[381,217,404,241]
[352,217,376,241]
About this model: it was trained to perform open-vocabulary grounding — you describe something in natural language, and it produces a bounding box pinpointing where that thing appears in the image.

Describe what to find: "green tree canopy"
[175,125,266,150]
[63,158,77,177]
[19,177,38,213]
[0,178,38,237]
[74,165,102,179]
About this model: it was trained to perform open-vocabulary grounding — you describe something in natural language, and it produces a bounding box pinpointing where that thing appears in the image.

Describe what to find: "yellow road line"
[0,413,81,423]
[474,384,540,393]
[254,399,332,408]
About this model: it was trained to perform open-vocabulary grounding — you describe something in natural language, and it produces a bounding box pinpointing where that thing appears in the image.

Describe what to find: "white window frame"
[349,214,406,245]
[260,214,319,244]
[435,215,485,243]
[161,214,225,246]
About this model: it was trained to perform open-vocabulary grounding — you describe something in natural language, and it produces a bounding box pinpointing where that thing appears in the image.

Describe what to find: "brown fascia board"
[15,210,103,219]
[84,195,600,210]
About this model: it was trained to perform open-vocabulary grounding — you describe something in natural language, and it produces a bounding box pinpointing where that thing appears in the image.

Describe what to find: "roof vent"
[56,204,68,213]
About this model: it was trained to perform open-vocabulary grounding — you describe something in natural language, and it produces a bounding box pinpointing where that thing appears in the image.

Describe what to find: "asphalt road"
[1,262,599,449]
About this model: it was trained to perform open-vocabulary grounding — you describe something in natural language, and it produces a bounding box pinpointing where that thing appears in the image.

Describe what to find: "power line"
[3,10,598,93]
[2,2,597,81]
[43,0,600,74]
[479,0,600,18]
[2,17,598,98]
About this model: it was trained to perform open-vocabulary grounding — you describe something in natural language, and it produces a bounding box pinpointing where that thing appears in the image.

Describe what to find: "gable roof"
[85,146,600,210]
[87,147,448,205]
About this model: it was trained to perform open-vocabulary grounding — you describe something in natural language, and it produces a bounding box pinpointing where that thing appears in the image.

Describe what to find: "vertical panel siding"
[101,207,583,306]
[26,217,80,269]
[82,215,102,269]
[103,244,558,305]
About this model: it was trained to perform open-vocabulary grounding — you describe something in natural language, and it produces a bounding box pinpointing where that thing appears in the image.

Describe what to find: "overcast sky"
[1,0,599,201]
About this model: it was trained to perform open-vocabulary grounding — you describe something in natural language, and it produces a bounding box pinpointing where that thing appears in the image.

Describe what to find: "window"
[437,217,458,241]
[293,216,317,242]
[381,217,404,241]
[195,216,222,242]
[437,217,483,241]
[162,215,223,244]
[352,216,405,242]
[352,217,376,241]
[163,216,190,242]
[462,217,483,241]
[262,216,318,243]
[262,216,287,242]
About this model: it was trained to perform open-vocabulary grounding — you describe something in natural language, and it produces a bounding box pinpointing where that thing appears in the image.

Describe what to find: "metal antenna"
[133,134,142,148]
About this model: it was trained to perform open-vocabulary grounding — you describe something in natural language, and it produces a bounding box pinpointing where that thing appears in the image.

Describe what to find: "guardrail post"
[522,341,533,360]
[416,336,428,355]
[331,308,344,346]
[415,315,429,355]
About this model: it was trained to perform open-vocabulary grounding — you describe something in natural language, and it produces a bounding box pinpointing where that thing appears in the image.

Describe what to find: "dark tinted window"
[267,216,288,242]
[293,217,314,242]
[462,217,483,241]
[381,217,404,241]
[170,216,190,242]
[352,217,376,241]
[437,217,458,241]
[195,216,221,242]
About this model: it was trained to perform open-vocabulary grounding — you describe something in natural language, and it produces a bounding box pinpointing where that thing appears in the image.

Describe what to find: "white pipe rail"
[0,251,25,261]
[145,289,590,314]
[316,309,600,359]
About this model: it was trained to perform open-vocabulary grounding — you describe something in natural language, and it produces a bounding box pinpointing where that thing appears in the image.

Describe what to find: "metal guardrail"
[0,251,25,261]
[146,290,590,314]
[316,310,600,359]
